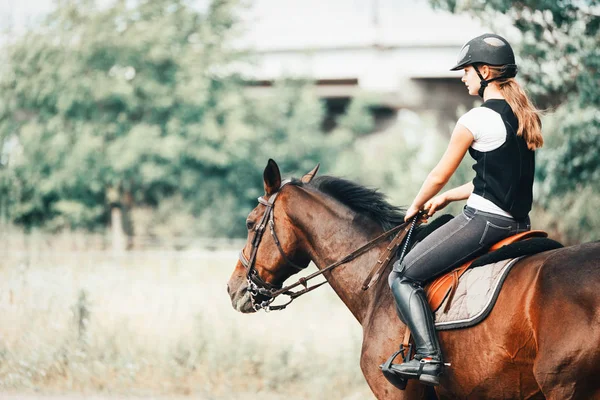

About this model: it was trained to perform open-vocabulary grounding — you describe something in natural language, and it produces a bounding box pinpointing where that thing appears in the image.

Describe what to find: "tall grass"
[0,237,373,399]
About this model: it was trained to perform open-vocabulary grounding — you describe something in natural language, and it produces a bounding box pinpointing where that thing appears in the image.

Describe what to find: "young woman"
[384,33,544,386]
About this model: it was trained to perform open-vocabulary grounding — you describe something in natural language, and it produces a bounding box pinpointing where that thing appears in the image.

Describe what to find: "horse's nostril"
[226,284,231,295]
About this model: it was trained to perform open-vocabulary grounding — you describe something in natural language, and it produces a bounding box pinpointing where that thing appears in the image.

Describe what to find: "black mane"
[295,176,407,231]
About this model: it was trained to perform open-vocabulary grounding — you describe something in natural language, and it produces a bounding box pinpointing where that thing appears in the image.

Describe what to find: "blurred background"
[0,0,598,399]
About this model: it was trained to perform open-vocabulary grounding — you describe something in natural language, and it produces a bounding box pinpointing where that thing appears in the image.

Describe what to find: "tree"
[0,0,348,238]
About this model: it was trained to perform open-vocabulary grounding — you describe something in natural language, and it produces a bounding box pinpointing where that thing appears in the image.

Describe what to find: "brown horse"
[227,159,600,400]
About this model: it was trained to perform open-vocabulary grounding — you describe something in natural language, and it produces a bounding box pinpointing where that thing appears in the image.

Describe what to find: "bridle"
[239,180,418,312]
[238,179,309,311]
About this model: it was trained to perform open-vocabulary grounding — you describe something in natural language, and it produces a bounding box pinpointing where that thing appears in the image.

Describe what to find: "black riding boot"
[385,276,444,386]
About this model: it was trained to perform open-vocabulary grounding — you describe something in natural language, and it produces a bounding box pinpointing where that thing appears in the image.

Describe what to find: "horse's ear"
[263,159,281,196]
[301,163,320,184]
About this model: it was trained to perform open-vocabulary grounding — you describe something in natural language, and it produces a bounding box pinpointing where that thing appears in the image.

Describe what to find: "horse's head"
[227,159,319,313]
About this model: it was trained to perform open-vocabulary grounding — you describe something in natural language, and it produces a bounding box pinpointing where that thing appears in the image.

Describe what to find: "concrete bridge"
[238,0,490,135]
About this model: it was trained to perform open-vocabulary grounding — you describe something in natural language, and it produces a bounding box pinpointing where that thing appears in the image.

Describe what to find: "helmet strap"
[473,65,507,98]
[473,65,488,98]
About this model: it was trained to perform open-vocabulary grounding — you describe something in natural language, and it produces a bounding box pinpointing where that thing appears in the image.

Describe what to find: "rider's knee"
[388,270,401,288]
[388,270,421,290]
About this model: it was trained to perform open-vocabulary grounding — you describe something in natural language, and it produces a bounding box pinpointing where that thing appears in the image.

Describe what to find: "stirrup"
[380,344,413,390]
[390,356,444,386]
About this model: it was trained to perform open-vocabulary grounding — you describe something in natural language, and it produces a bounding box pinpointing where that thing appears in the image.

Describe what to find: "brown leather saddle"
[425,230,548,313]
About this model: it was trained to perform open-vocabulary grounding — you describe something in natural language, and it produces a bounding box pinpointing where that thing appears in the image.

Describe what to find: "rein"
[239,180,418,312]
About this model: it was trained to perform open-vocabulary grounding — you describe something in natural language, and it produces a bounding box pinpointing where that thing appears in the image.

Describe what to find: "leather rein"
[238,180,417,312]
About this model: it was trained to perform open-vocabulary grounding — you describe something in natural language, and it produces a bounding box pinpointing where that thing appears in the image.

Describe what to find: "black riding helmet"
[450,33,518,97]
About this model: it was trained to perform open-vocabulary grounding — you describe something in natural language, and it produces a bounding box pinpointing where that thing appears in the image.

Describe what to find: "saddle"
[425,230,548,313]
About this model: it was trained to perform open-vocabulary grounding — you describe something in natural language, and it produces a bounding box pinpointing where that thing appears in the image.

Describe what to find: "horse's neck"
[294,193,386,324]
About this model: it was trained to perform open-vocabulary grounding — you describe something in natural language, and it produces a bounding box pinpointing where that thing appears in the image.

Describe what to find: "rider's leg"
[389,275,443,385]
[383,206,523,386]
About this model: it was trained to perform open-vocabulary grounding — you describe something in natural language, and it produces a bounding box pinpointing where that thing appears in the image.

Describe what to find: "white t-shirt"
[457,107,507,152]
[457,106,513,218]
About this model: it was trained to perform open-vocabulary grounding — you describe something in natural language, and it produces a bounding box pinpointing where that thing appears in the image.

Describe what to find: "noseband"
[239,180,418,312]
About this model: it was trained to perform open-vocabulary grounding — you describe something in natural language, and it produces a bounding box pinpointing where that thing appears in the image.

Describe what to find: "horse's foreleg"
[360,345,430,400]
[360,321,434,400]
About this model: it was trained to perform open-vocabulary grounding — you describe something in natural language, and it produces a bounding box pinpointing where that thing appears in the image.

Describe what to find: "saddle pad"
[434,257,521,330]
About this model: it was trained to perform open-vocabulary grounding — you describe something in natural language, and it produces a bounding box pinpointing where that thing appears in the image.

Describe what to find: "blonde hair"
[487,65,544,150]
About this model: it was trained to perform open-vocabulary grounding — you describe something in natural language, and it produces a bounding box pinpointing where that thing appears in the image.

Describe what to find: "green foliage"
[430,0,600,243]
[536,105,600,199]
[0,0,347,237]
[531,187,600,246]
[329,109,445,208]
[336,94,377,136]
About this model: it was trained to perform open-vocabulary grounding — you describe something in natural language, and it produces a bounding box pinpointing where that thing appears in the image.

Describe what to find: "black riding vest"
[468,99,535,220]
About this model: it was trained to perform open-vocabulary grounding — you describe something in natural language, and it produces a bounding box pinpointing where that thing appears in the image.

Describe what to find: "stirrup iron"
[380,343,413,390]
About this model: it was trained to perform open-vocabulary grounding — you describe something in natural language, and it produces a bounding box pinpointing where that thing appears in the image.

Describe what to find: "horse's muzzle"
[229,283,257,314]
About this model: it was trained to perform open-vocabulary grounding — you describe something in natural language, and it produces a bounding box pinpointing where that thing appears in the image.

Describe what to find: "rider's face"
[461,66,481,96]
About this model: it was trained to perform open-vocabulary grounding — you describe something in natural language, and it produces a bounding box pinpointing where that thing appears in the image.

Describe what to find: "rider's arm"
[405,124,473,220]
[422,182,474,216]
[442,182,474,202]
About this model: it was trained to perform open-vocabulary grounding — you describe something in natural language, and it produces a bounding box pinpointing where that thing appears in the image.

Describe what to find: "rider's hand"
[424,194,450,217]
[404,205,422,222]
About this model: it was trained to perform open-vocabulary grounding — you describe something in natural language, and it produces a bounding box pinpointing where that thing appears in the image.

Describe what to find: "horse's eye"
[246,220,255,231]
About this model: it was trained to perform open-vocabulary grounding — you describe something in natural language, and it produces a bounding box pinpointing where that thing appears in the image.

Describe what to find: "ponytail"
[488,66,544,150]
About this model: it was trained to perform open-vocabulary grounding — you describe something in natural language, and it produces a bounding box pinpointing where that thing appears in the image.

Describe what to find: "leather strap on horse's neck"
[242,180,418,311]
[269,220,411,300]
[361,225,412,291]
